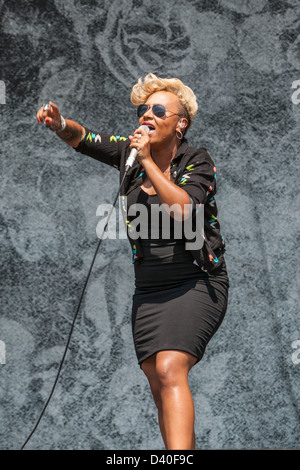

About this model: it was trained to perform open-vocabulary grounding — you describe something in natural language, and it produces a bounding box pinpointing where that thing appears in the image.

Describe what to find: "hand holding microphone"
[127,125,150,170]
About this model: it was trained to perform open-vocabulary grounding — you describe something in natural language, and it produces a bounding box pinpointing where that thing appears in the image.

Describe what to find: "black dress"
[75,131,230,366]
[128,186,229,366]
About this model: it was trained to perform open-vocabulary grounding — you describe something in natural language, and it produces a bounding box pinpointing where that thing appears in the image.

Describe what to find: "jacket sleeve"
[74,128,129,170]
[177,148,216,210]
[176,147,226,272]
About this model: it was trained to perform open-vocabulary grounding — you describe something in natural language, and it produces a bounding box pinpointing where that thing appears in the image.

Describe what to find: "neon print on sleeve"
[86,132,101,143]
[110,135,128,142]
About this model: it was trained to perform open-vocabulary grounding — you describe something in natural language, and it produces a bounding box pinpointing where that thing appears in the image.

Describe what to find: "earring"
[176,129,183,140]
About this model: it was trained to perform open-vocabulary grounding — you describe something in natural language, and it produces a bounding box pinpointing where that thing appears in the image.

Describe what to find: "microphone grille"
[139,124,150,134]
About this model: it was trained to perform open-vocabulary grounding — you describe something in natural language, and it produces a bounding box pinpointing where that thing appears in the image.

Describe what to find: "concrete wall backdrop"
[0,0,299,450]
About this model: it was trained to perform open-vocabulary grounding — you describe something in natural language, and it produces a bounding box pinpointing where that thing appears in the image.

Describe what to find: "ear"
[178,118,188,132]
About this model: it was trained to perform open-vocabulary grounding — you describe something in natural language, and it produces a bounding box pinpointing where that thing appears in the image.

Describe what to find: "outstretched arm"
[36,101,85,148]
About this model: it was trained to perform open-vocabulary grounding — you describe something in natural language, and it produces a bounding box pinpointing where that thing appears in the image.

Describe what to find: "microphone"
[125,125,150,171]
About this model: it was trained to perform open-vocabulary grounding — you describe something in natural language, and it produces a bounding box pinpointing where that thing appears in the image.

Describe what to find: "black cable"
[21,169,128,450]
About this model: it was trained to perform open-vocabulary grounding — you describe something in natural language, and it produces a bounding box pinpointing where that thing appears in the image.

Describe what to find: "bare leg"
[142,356,168,448]
[141,350,197,450]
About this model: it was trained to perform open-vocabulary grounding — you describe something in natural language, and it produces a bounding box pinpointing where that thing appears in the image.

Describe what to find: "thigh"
[142,350,197,382]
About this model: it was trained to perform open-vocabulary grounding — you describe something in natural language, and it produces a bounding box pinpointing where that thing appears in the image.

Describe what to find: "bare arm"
[36,101,85,148]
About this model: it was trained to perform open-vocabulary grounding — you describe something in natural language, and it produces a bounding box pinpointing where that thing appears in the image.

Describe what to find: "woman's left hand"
[129,127,151,163]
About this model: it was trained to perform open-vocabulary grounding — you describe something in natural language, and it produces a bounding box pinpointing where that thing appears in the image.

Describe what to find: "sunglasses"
[136,103,181,119]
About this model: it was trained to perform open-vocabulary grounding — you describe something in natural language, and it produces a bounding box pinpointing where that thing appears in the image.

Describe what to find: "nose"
[141,105,154,121]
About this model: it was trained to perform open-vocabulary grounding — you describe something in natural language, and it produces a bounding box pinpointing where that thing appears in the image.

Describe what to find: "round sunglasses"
[136,103,181,119]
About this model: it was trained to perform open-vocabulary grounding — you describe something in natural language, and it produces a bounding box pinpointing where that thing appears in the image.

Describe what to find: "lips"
[142,121,155,135]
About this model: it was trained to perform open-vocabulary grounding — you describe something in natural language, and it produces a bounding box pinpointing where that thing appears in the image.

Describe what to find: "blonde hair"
[131,73,198,131]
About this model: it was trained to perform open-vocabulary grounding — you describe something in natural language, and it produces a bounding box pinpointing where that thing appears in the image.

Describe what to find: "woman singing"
[36,73,229,450]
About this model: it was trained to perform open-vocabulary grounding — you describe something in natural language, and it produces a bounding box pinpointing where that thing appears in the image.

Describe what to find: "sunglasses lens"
[152,105,166,118]
[137,104,148,118]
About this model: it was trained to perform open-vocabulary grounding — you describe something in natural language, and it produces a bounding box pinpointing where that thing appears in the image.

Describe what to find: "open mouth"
[142,122,155,136]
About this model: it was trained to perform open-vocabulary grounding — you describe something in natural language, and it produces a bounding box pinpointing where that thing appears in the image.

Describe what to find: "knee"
[142,352,193,404]
[155,358,185,389]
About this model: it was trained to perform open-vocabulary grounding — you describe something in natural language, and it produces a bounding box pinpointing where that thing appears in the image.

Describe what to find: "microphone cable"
[20,168,129,450]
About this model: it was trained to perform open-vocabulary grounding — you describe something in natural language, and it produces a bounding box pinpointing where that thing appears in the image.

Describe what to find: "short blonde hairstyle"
[131,73,198,131]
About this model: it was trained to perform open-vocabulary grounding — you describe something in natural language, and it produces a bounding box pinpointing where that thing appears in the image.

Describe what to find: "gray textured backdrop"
[0,0,300,450]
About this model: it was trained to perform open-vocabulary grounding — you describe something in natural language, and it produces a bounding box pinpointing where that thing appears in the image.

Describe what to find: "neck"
[150,139,181,169]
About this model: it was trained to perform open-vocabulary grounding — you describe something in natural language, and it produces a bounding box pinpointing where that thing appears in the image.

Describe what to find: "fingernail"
[45,118,50,123]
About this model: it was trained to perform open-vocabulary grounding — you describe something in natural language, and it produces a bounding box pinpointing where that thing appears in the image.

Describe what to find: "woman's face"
[138,91,187,147]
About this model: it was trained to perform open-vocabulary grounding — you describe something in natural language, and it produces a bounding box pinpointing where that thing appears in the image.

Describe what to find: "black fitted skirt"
[131,239,230,365]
